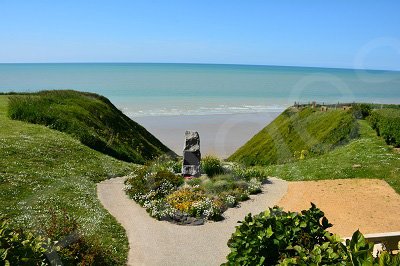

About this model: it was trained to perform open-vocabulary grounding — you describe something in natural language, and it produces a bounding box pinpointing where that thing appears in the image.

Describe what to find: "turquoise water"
[0,63,399,116]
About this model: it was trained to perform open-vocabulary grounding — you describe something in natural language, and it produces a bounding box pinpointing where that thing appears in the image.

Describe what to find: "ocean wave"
[123,104,287,117]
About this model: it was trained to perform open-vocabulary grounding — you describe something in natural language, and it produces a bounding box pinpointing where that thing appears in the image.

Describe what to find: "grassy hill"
[7,90,174,163]
[229,107,358,166]
[0,95,137,264]
[265,120,400,193]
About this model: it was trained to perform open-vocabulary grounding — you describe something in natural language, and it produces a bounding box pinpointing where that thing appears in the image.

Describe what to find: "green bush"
[146,155,181,174]
[231,165,269,181]
[224,204,338,265]
[1,211,120,266]
[352,103,372,119]
[124,166,184,202]
[230,188,250,201]
[40,209,118,265]
[368,109,400,147]
[185,177,202,186]
[224,204,400,265]
[201,155,224,177]
[0,216,49,265]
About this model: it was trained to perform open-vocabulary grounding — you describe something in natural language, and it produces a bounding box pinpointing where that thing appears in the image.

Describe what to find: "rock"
[182,130,201,177]
[192,219,204,226]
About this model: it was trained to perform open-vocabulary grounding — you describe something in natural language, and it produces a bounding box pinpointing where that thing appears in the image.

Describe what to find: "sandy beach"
[133,111,282,158]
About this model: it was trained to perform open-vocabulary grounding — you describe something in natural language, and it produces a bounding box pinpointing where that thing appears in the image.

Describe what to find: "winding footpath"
[97,177,287,266]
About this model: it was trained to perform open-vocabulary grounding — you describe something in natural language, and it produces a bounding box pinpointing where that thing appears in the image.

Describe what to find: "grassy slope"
[7,90,174,164]
[265,120,400,193]
[0,95,137,264]
[229,107,358,166]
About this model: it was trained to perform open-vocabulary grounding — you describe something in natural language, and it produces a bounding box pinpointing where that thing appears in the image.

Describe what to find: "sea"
[0,63,400,117]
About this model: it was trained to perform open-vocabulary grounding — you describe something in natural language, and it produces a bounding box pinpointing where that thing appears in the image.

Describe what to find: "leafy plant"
[201,155,224,177]
[124,165,184,202]
[230,164,269,181]
[224,204,343,265]
[344,230,375,265]
[166,187,206,213]
[0,216,49,265]
[224,205,400,265]
[246,178,262,194]
[40,209,117,265]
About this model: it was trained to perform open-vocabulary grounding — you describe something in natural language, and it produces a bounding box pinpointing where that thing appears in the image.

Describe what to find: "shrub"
[143,199,175,220]
[124,166,184,202]
[201,155,224,177]
[40,208,119,265]
[368,109,400,147]
[191,198,224,220]
[220,193,238,208]
[124,165,184,220]
[246,178,262,194]
[0,216,49,265]
[231,165,269,181]
[202,178,234,194]
[224,204,400,265]
[185,177,202,186]
[165,188,224,220]
[166,188,206,213]
[146,156,181,174]
[230,188,250,201]
[352,103,372,119]
[224,204,341,265]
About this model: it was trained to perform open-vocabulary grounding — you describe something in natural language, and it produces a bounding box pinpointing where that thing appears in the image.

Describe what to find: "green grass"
[7,90,173,164]
[229,107,358,166]
[0,95,138,264]
[265,120,400,193]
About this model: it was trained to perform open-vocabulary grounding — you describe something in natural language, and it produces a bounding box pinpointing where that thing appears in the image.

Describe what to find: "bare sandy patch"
[278,179,400,237]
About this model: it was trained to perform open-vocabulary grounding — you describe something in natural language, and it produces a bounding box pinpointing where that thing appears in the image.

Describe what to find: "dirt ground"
[278,179,400,237]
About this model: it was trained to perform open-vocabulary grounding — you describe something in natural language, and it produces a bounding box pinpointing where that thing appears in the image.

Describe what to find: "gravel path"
[97,177,287,266]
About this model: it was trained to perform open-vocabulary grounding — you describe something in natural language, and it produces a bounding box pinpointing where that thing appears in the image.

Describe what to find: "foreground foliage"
[224,204,400,265]
[229,107,358,166]
[1,216,48,265]
[7,90,172,163]
[124,157,269,222]
[1,212,118,266]
[0,96,135,264]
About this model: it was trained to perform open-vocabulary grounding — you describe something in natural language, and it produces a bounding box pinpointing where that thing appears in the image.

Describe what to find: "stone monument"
[182,130,201,177]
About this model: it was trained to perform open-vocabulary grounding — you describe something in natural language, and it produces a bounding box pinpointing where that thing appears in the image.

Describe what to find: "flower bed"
[124,156,269,225]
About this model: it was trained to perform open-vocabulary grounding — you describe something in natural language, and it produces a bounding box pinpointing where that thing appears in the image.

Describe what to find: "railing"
[293,101,356,108]
[343,232,400,255]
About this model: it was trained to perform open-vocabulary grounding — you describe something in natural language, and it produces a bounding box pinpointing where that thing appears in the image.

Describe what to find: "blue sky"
[1,1,400,70]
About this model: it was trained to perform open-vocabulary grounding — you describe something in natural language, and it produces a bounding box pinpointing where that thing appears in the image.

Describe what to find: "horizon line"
[0,61,399,73]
